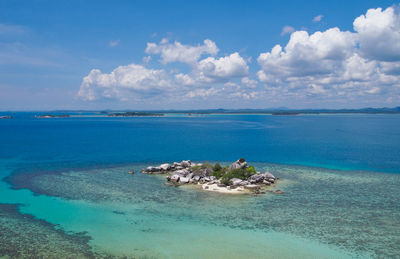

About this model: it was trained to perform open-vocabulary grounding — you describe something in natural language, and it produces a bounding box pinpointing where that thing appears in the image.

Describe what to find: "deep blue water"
[1,112,399,173]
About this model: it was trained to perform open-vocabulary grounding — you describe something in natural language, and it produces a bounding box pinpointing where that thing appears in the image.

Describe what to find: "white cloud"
[241,77,258,88]
[109,40,120,47]
[257,5,400,102]
[186,87,219,98]
[380,61,400,75]
[172,52,249,86]
[258,28,356,79]
[145,39,249,85]
[354,6,400,61]
[196,52,249,80]
[175,73,196,86]
[365,87,381,94]
[77,5,400,107]
[313,15,324,22]
[142,56,151,64]
[145,38,219,64]
[77,64,174,101]
[281,26,295,36]
[79,39,252,103]
[229,91,260,100]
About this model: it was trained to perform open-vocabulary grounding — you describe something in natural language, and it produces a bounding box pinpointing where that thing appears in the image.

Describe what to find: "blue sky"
[0,0,399,110]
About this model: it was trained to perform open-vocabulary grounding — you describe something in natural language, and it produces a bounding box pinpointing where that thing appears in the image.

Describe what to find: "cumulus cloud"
[186,87,219,98]
[354,6,400,61]
[258,28,356,80]
[145,38,219,64]
[78,5,400,107]
[146,39,249,85]
[78,38,251,102]
[313,15,324,22]
[196,52,249,80]
[281,26,295,36]
[241,77,258,88]
[172,52,249,87]
[175,73,196,86]
[257,5,400,102]
[77,64,174,101]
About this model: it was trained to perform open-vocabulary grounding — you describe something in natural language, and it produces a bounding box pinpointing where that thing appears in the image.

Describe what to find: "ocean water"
[0,113,399,258]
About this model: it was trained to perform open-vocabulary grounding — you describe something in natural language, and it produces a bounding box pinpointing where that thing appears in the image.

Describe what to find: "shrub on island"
[220,166,257,185]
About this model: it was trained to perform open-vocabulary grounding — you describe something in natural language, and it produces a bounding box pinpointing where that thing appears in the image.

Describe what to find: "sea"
[0,112,399,258]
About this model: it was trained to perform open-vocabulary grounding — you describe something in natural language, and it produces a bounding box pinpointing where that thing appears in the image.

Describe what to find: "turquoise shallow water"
[0,113,400,258]
[2,162,400,258]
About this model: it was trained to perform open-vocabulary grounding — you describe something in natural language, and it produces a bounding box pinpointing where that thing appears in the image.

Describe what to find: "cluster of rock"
[231,172,276,187]
[142,158,279,193]
[142,160,207,184]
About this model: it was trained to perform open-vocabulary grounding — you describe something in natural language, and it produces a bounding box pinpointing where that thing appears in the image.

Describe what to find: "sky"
[0,0,399,110]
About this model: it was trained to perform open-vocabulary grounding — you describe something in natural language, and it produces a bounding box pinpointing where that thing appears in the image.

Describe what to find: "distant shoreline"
[2,108,400,119]
[1,106,399,115]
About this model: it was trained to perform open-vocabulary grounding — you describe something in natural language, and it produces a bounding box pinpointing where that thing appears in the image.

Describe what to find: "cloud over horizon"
[257,6,400,104]
[145,38,219,65]
[78,5,400,108]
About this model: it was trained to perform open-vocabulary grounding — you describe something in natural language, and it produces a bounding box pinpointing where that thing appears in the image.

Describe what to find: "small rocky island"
[142,158,282,194]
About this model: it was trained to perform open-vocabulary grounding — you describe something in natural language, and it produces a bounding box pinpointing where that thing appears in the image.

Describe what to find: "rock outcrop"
[229,158,248,170]
[142,158,280,194]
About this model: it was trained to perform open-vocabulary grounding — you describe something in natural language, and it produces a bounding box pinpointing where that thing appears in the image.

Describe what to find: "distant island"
[108,112,164,117]
[271,112,301,116]
[141,158,282,195]
[143,106,400,115]
[2,107,399,118]
[58,106,400,115]
[35,114,70,118]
